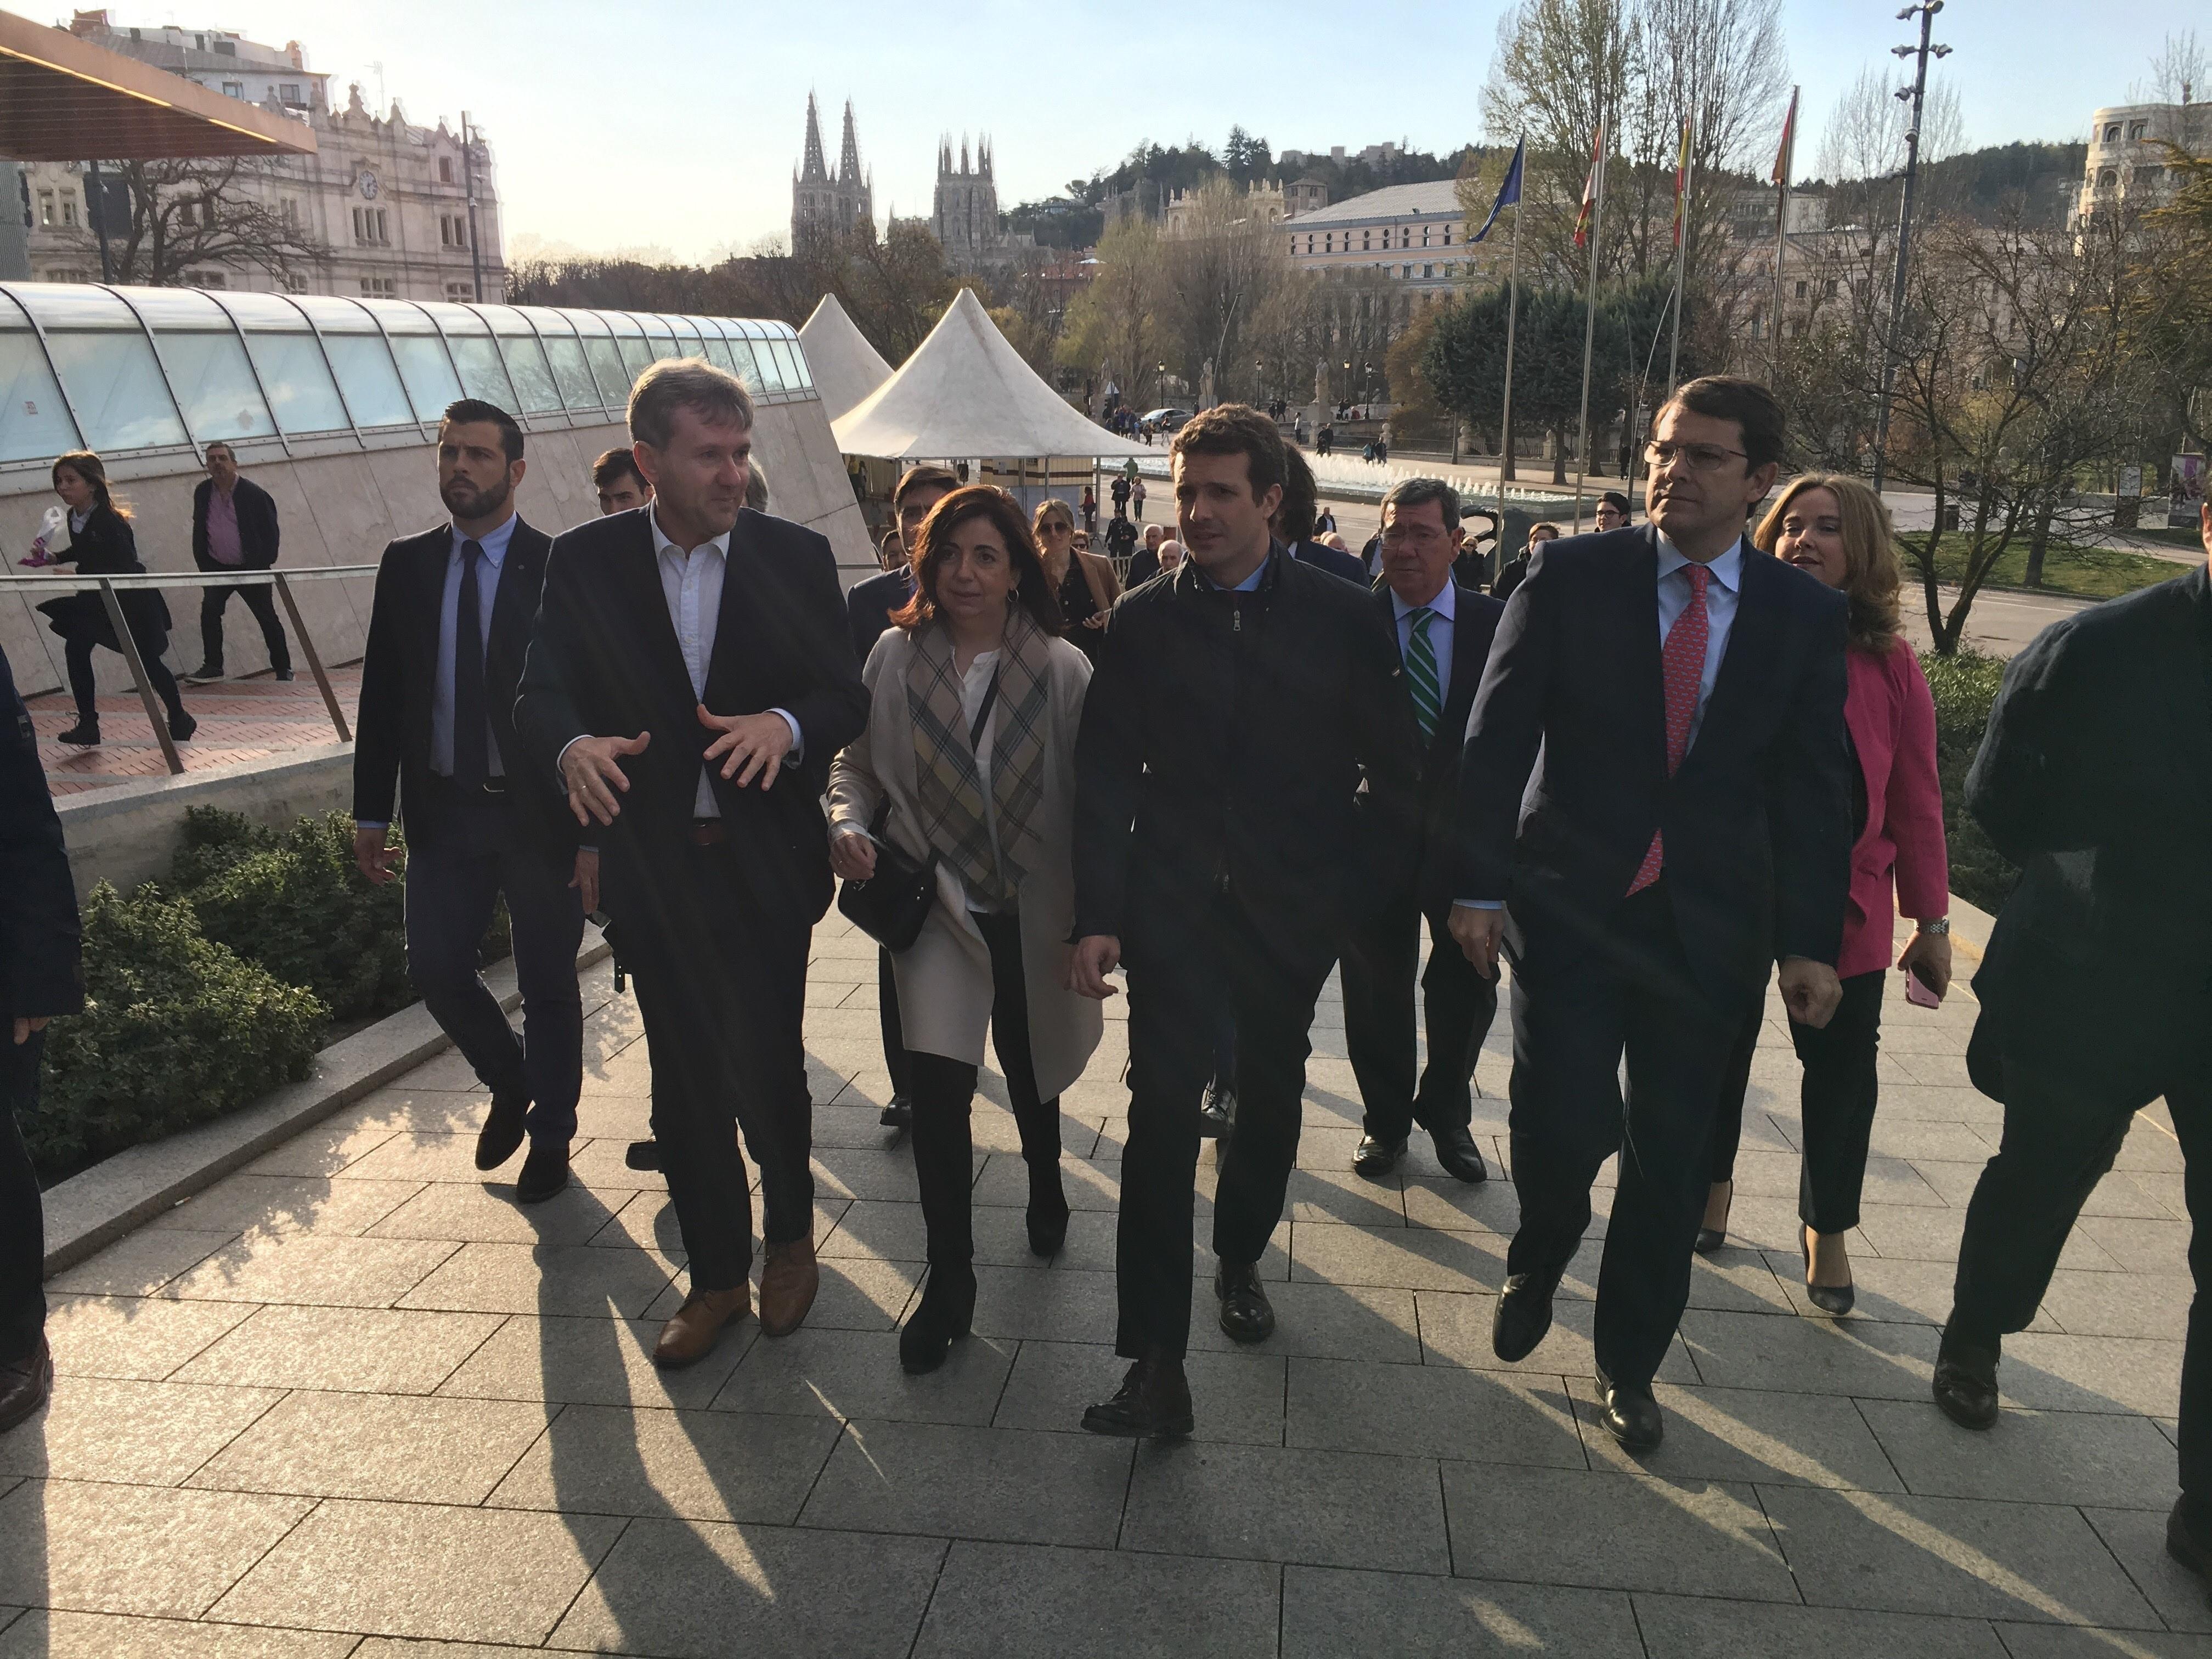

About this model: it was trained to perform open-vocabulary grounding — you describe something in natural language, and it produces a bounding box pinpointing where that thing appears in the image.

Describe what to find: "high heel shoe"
[899,1266,976,1374]
[1694,1180,1733,1255]
[1801,1225,1855,1316]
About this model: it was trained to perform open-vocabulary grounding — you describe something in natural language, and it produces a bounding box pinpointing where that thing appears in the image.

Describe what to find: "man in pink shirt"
[188,442,290,683]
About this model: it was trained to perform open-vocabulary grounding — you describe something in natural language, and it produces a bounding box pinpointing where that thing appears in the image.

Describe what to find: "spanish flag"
[1572,123,1604,249]
[1771,87,1798,188]
[1672,116,1694,247]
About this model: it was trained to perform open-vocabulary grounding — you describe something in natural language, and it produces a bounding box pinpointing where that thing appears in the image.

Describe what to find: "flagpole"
[1666,116,1694,394]
[1496,185,1522,516]
[1769,84,1798,390]
[1572,114,1607,534]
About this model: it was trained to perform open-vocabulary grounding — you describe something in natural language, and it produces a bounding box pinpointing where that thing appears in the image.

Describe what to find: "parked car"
[1141,408,1193,435]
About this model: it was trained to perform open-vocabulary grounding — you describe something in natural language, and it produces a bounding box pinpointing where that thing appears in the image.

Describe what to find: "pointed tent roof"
[797,293,895,424]
[832,289,1150,461]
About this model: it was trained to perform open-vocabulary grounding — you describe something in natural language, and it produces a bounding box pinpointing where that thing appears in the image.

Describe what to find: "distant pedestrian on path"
[188,441,290,685]
[1110,471,1131,518]
[0,642,82,1435]
[36,451,194,748]
[1130,476,1146,521]
[1080,484,1097,538]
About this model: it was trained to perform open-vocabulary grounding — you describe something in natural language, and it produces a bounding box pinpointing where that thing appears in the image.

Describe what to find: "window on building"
[283,273,309,293]
[360,276,396,298]
[1402,263,1413,279]
[2137,165,2165,188]
[43,268,89,284]
[36,190,53,227]
[61,198,76,228]
[280,198,298,224]
[222,80,244,98]
[1824,278,1838,297]
[1794,279,1808,298]
[439,157,454,184]
[279,82,302,105]
[178,200,197,229]
[2100,167,2119,187]
[2129,121,2147,140]
[447,281,473,301]
[187,270,226,289]
[2104,123,2121,142]
[1423,263,1434,279]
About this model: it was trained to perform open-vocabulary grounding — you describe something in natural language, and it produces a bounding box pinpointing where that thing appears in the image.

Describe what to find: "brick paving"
[4,911,2199,1656]
[29,665,361,797]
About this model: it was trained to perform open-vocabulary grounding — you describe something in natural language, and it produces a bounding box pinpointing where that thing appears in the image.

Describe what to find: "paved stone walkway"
[4,911,2198,1656]
[28,665,361,798]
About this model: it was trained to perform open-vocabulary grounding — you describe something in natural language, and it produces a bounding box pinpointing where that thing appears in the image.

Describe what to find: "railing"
[8,564,376,775]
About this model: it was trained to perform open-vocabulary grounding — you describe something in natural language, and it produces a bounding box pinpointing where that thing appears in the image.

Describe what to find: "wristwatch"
[1914,918,1950,936]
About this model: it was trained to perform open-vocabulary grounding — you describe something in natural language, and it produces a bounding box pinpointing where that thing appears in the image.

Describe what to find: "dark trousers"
[624,844,815,1293]
[1118,891,1333,1357]
[1342,891,1500,1143]
[66,637,182,723]
[402,788,584,1144]
[907,911,1062,1270]
[1953,1020,2212,1494]
[199,580,289,675]
[1,1027,45,1364]
[878,947,912,1101]
[1707,968,1886,1233]
[1506,882,1739,1388]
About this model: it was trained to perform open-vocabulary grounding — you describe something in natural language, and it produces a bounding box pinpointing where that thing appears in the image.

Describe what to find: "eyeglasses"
[1644,441,1748,473]
[1379,526,1447,547]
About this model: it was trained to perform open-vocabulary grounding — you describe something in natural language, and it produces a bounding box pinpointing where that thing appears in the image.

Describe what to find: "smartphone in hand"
[1904,966,1943,1008]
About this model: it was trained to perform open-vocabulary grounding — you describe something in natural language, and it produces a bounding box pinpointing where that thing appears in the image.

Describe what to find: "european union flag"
[1472,139,1524,244]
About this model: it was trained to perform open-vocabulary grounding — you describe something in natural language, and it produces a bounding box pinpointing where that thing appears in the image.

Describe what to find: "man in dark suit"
[0,645,82,1434]
[1342,479,1503,1185]
[518,359,868,1368]
[187,441,290,683]
[1451,376,1851,1452]
[353,399,586,1205]
[844,462,958,1136]
[1070,404,1418,1437]
[1934,504,2212,1577]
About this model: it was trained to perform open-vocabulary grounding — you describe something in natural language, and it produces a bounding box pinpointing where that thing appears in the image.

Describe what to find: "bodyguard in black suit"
[0,644,82,1433]
[1342,479,1504,1184]
[1452,379,1851,1452]
[188,441,290,682]
[518,360,868,1369]
[1934,511,2212,1577]
[353,400,584,1204]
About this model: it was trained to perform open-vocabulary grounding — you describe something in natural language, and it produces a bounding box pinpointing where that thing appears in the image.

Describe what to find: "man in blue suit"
[1343,479,1504,1185]
[1450,376,1852,1452]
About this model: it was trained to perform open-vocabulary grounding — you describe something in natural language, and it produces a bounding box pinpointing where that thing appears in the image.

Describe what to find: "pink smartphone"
[1904,967,1942,1008]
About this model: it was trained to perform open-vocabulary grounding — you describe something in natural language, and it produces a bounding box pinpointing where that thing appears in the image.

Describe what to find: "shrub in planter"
[1920,648,2017,916]
[31,882,328,1172]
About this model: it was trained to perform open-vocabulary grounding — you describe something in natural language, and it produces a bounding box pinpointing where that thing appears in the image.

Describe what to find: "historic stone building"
[2078,99,2209,224]
[791,94,873,255]
[19,12,503,301]
[933,137,1031,270]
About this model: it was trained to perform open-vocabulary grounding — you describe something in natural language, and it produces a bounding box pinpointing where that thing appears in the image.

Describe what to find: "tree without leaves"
[64,157,328,289]
[1057,216,1166,409]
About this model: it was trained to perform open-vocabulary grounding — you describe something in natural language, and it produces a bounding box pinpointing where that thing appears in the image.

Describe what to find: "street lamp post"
[1870,1,1951,497]
[1155,360,1165,409]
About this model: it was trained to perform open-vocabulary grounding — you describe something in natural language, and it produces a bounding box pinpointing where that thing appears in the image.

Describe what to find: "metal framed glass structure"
[0,281,816,469]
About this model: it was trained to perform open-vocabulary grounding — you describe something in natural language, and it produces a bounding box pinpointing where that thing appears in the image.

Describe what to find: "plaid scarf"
[906,607,1051,907]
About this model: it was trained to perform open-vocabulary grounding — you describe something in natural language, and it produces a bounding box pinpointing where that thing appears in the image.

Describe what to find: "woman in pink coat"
[1696,474,1951,1314]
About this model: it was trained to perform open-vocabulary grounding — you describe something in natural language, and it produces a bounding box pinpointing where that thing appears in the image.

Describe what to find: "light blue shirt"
[430,511,516,777]
[1390,576,1457,706]
[1198,551,1271,593]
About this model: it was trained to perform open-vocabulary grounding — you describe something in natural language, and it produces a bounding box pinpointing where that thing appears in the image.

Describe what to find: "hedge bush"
[32,882,327,1171]
[1920,648,2017,916]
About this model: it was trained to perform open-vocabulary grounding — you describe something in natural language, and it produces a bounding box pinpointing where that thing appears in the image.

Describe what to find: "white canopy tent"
[797,293,895,424]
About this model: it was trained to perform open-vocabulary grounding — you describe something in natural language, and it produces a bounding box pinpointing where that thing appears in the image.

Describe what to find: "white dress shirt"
[1389,575,1458,707]
[431,511,516,777]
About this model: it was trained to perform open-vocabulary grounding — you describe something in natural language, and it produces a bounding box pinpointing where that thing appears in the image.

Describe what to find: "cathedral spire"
[799,92,828,184]
[838,99,862,185]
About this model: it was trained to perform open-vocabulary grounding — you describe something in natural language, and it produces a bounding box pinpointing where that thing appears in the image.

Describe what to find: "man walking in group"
[188,441,290,683]
[1342,478,1502,1186]
[593,447,653,515]
[1451,376,1852,1452]
[1070,403,1417,1437]
[518,359,867,1367]
[353,400,586,1205]
[1932,502,2212,1581]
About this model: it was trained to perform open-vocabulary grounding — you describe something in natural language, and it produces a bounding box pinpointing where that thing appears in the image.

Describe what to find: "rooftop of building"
[1284,179,1463,227]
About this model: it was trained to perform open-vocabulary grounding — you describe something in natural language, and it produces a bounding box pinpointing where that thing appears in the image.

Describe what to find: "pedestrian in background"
[592,448,653,515]
[1131,475,1147,521]
[1492,522,1558,603]
[1036,498,1120,661]
[188,441,290,684]
[1595,490,1632,532]
[1081,484,1098,538]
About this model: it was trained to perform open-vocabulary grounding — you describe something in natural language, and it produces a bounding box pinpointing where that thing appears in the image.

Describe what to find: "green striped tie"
[1405,606,1442,744]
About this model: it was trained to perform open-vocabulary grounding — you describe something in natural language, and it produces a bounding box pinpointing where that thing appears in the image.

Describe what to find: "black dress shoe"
[1027,1199,1070,1258]
[1595,1370,1665,1452]
[1081,1348,1194,1439]
[2168,1499,2212,1582]
[1198,1081,1234,1139]
[1353,1133,1406,1178]
[1800,1227,1854,1316]
[57,720,99,747]
[0,1339,52,1434]
[475,1092,528,1171]
[880,1093,913,1131]
[1215,1261,1276,1342]
[515,1140,570,1203]
[899,1267,976,1375]
[1430,1124,1489,1184]
[623,1138,662,1172]
[1932,1323,2001,1430]
[1695,1181,1733,1255]
[1492,1271,1559,1363]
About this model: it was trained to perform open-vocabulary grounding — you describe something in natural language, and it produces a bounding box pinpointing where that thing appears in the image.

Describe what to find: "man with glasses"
[1450,376,1851,1452]
[1343,479,1504,1186]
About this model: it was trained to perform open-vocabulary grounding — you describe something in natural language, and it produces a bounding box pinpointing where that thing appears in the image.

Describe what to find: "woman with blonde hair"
[828,487,1102,1373]
[1697,473,1950,1316]
[1032,497,1119,658]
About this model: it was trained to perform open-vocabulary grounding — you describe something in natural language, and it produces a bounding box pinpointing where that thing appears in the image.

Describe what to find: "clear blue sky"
[112,0,2183,261]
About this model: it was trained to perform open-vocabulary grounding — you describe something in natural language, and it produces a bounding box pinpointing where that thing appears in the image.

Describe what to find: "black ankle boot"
[899,1266,975,1375]
[1028,1167,1070,1257]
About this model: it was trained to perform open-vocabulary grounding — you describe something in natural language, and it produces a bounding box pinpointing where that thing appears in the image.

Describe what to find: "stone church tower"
[791,95,872,253]
[933,134,1006,268]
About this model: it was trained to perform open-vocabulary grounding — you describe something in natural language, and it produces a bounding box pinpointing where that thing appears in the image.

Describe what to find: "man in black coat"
[187,441,290,683]
[843,462,958,1136]
[1070,404,1418,1438]
[1342,479,1504,1186]
[0,644,84,1433]
[353,400,585,1205]
[518,360,867,1368]
[1934,505,2212,1577]
[1451,377,1851,1453]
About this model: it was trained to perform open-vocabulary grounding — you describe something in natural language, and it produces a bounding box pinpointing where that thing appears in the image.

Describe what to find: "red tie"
[1628,562,1710,895]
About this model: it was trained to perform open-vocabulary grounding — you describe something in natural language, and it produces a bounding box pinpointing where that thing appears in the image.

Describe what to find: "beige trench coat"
[825,625,1102,1102]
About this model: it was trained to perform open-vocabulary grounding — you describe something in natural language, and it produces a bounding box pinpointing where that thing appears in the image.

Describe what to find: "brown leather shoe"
[651,1285,751,1369]
[757,1236,820,1338]
[0,1338,53,1434]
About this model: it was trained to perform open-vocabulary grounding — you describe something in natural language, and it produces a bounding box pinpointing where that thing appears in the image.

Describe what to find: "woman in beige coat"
[827,486,1103,1374]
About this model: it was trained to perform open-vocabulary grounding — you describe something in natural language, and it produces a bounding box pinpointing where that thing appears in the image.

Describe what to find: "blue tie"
[453,539,488,788]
